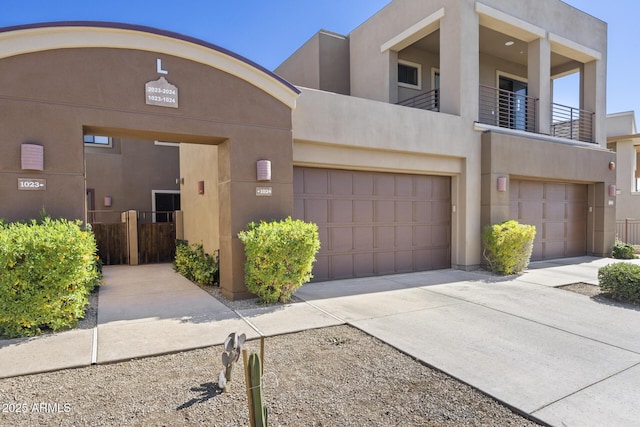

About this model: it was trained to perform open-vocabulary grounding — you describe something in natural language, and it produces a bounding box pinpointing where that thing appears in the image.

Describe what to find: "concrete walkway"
[2,257,640,426]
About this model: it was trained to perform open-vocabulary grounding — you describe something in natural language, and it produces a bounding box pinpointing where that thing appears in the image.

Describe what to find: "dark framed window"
[398,60,421,89]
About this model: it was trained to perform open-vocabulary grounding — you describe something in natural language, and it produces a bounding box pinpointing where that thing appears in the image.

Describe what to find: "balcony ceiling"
[409,27,578,71]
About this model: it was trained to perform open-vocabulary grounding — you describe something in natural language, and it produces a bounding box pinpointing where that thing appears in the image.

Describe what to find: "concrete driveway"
[2,257,640,426]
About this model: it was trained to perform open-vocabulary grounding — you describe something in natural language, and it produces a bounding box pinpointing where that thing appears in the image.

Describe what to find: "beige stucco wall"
[276,31,350,95]
[481,131,616,256]
[607,113,639,222]
[179,143,219,255]
[292,87,482,269]
[85,139,179,221]
[346,0,607,143]
[0,25,298,300]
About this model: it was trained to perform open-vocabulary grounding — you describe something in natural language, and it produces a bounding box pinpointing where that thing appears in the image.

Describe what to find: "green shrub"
[173,240,218,285]
[238,217,320,303]
[612,239,636,259]
[598,262,640,303]
[0,218,101,338]
[482,220,536,275]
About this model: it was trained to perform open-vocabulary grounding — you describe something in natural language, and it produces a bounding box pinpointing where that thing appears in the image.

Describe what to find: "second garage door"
[294,167,451,281]
[510,180,588,260]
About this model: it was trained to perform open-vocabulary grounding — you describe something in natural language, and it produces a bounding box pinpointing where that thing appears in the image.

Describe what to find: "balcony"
[396,88,439,112]
[551,103,594,143]
[478,85,595,143]
[479,85,537,133]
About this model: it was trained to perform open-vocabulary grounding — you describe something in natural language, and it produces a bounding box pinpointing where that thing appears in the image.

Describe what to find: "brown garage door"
[294,167,451,281]
[510,180,587,260]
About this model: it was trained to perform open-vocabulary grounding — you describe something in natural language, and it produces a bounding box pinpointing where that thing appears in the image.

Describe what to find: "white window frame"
[398,59,422,90]
[83,135,112,148]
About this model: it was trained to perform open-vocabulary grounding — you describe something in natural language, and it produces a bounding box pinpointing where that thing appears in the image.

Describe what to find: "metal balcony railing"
[396,88,440,112]
[478,85,537,133]
[551,103,594,143]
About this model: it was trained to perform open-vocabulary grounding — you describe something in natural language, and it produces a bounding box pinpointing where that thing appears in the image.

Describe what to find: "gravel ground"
[0,282,542,426]
[0,325,539,427]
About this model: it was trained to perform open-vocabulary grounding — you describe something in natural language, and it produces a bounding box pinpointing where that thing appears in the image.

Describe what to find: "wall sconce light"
[198,180,205,195]
[609,184,617,197]
[103,196,112,207]
[609,161,616,171]
[21,143,44,171]
[497,176,507,192]
[257,159,272,182]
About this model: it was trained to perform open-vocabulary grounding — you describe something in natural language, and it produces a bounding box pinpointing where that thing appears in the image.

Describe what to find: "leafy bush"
[598,262,640,303]
[612,239,636,259]
[238,217,320,303]
[482,220,536,275]
[173,240,218,285]
[0,218,101,338]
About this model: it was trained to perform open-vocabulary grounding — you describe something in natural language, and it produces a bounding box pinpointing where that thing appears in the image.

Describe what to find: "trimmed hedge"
[0,218,101,338]
[612,240,636,259]
[173,240,218,285]
[482,220,536,275]
[598,262,640,304]
[238,217,320,303]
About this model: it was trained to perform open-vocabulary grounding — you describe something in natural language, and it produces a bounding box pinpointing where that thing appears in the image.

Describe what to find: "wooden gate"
[89,210,177,265]
[137,211,177,264]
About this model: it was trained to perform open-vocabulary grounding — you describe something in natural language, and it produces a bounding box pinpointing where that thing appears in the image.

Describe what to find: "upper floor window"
[398,60,422,90]
[84,135,112,147]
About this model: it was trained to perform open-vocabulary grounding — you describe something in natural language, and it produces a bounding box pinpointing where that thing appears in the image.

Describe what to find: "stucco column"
[582,59,607,146]
[528,38,551,134]
[217,134,294,300]
[439,1,479,120]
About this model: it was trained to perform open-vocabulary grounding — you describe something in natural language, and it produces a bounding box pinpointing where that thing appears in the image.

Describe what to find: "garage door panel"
[330,170,353,195]
[510,180,587,260]
[306,199,329,224]
[431,247,452,269]
[375,200,395,222]
[354,254,374,276]
[432,176,451,199]
[432,226,450,246]
[396,201,413,222]
[295,167,451,280]
[313,256,330,282]
[375,252,396,275]
[544,222,565,238]
[396,226,413,247]
[414,225,431,247]
[518,202,543,223]
[331,255,353,279]
[396,175,414,196]
[375,175,396,196]
[303,168,328,193]
[432,201,451,222]
[395,251,414,272]
[354,173,374,195]
[354,200,373,222]
[375,226,395,248]
[544,203,566,222]
[415,202,430,223]
[354,227,374,249]
[330,227,352,251]
[331,200,353,223]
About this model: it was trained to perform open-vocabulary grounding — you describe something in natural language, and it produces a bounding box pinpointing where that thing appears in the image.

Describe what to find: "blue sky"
[1,0,637,120]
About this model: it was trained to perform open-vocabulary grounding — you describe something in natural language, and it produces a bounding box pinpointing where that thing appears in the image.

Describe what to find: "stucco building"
[0,0,616,299]
[607,111,640,242]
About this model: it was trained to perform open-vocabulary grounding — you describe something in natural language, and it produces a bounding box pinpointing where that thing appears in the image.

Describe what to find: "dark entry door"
[155,192,180,222]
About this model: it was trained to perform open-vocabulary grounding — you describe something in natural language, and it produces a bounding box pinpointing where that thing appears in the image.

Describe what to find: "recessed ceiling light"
[505,41,515,46]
